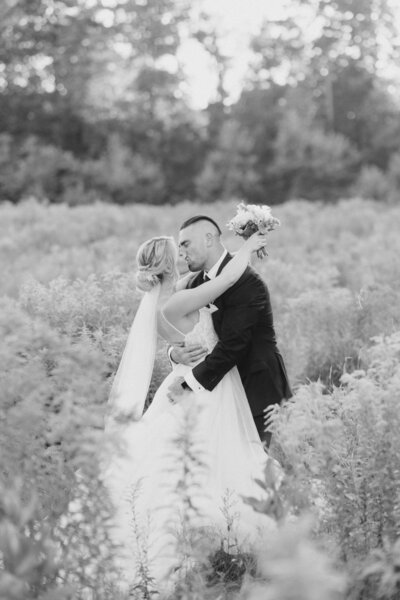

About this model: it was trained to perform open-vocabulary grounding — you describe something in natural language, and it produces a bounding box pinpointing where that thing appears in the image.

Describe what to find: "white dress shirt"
[205,249,228,280]
[184,249,228,392]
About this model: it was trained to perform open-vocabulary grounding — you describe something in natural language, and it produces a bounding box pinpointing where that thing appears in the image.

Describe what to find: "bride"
[102,231,276,591]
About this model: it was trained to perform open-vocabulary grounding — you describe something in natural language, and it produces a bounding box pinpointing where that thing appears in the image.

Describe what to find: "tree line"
[1,0,400,205]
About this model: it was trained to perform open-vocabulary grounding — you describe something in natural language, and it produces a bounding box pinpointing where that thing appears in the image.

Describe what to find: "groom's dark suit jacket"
[188,253,292,417]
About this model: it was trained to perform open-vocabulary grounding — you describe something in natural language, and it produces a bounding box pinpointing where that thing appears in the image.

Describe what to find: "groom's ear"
[205,232,214,247]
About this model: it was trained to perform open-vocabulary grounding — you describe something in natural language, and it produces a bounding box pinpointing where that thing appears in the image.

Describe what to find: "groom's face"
[178,224,208,272]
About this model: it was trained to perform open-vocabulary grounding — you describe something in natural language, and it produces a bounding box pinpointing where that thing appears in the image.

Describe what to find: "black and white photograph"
[1,0,400,598]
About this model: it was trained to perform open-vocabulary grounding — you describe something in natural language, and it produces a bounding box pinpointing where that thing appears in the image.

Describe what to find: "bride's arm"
[164,232,267,321]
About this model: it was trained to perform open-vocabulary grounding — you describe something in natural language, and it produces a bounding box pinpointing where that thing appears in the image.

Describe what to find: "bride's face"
[165,240,180,282]
[177,254,189,276]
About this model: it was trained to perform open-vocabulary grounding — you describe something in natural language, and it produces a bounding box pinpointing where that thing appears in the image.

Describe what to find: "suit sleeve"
[191,273,266,391]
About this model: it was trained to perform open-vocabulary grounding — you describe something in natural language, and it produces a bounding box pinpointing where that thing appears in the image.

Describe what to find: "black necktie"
[203,273,211,307]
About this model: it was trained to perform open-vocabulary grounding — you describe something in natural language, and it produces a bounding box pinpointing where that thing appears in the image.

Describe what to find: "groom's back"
[188,258,291,420]
[218,265,278,371]
[188,264,277,370]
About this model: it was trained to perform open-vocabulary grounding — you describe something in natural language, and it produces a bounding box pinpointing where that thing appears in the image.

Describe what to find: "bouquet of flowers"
[227,202,280,258]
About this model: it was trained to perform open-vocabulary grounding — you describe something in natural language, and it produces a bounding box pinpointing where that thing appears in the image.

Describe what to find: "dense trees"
[0,0,399,204]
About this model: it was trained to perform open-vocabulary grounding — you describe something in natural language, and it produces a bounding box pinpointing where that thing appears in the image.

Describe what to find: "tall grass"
[0,197,399,598]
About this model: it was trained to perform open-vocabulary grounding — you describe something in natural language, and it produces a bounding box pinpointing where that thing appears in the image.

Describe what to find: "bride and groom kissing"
[104,214,292,587]
[166,214,292,445]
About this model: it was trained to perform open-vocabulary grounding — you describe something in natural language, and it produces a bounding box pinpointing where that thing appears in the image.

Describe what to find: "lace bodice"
[184,307,219,352]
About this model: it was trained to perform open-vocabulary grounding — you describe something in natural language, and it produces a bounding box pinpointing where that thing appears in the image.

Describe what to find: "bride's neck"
[159,277,175,300]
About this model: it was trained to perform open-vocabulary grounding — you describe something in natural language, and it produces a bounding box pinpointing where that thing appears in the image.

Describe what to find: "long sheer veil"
[106,283,161,428]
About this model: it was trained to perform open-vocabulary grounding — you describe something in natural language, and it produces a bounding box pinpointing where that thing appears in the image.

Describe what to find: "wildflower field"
[1,197,400,599]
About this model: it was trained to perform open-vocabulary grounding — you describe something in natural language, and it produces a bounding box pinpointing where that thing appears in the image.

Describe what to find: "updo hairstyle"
[136,236,178,292]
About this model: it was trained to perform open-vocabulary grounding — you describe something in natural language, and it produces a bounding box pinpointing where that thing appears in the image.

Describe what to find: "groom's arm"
[168,344,208,369]
[187,272,267,392]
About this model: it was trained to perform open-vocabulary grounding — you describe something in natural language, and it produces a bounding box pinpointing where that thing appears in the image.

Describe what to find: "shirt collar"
[205,249,228,280]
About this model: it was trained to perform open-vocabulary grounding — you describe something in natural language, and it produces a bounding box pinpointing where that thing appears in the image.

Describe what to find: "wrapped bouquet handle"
[227,203,280,259]
[241,222,269,258]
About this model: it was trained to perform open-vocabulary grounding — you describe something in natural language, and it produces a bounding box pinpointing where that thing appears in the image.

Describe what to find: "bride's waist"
[171,362,201,374]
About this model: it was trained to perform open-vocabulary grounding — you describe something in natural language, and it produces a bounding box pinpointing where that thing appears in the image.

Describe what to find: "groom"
[169,215,292,446]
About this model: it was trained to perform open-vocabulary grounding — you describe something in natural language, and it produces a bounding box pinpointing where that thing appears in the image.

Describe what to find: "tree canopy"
[1,0,400,204]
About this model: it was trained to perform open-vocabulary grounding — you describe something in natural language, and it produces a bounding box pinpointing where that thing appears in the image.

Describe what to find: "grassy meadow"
[1,197,400,599]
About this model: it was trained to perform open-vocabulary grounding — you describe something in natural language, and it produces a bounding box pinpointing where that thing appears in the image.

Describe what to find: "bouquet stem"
[257,247,268,259]
[241,223,268,259]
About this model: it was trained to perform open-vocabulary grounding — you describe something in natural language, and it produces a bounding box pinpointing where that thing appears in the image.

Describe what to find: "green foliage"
[270,332,400,600]
[352,153,400,203]
[0,297,109,508]
[281,288,359,385]
[242,518,346,600]
[83,133,167,205]
[0,135,85,204]
[195,120,260,203]
[0,477,122,599]
[0,480,73,600]
[1,197,400,386]
[352,165,391,202]
[0,198,399,599]
[0,299,125,598]
[1,1,400,204]
[270,112,360,200]
[387,153,400,203]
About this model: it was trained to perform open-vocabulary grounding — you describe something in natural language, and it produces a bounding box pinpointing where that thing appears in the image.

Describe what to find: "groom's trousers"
[253,414,272,447]
[241,359,292,448]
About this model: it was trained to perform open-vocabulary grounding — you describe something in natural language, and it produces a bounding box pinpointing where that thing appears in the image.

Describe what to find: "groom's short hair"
[180,215,222,235]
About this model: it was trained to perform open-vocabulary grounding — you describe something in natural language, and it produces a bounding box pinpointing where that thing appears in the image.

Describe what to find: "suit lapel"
[211,253,232,334]
[186,255,232,334]
[216,252,233,277]
[213,253,232,311]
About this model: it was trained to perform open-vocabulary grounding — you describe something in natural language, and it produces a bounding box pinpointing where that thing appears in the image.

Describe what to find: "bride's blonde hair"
[136,236,178,292]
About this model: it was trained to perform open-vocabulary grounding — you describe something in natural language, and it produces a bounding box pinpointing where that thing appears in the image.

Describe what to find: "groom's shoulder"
[239,265,267,290]
[223,266,268,305]
[220,253,265,291]
[225,254,265,284]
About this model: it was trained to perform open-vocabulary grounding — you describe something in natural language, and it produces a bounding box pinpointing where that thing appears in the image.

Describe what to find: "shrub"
[271,332,400,600]
[84,134,166,204]
[270,112,360,200]
[0,133,167,206]
[242,518,346,600]
[0,297,109,508]
[195,121,260,203]
[387,152,400,203]
[8,136,83,203]
[1,197,400,599]
[0,477,122,600]
[280,288,360,386]
[352,165,390,202]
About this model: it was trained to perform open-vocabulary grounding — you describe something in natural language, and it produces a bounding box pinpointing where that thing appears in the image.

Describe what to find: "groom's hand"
[168,376,192,404]
[170,343,207,367]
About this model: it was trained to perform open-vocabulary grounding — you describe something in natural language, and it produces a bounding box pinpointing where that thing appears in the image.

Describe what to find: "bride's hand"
[244,231,268,254]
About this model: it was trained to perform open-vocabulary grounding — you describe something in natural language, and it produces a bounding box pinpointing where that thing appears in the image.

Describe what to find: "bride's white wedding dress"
[103,305,275,591]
